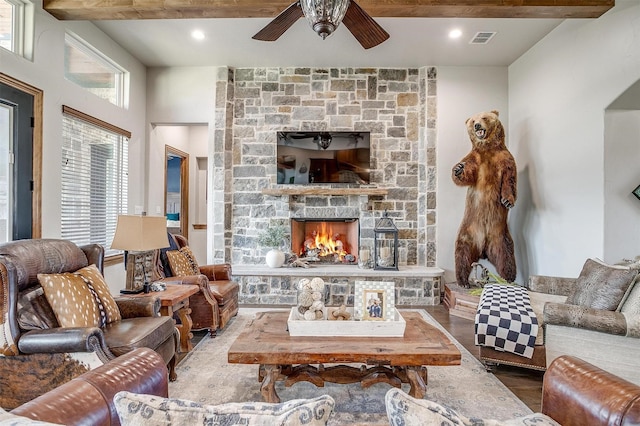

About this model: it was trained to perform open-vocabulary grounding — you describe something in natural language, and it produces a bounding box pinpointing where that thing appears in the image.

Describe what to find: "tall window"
[64,32,127,107]
[0,0,33,60]
[0,103,11,243]
[61,106,129,256]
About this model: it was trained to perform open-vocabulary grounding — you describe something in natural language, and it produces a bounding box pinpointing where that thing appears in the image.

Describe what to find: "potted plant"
[258,224,289,268]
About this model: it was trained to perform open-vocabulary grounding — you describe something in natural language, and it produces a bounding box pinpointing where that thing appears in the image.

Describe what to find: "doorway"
[165,145,189,239]
[0,73,42,241]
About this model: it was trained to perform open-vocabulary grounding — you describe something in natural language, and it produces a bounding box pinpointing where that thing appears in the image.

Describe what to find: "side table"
[130,284,200,353]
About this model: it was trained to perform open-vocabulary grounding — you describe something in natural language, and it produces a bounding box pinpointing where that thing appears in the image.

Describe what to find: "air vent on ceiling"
[470,32,496,45]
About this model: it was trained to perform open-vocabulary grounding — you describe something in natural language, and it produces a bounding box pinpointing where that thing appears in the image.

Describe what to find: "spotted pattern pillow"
[114,391,335,426]
[74,264,122,325]
[167,250,198,277]
[180,247,200,273]
[38,273,100,328]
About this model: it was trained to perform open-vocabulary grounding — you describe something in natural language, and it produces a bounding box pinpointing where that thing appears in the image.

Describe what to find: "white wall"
[437,67,509,284]
[509,0,640,277]
[148,124,208,262]
[0,5,148,293]
[604,110,640,262]
[146,67,218,262]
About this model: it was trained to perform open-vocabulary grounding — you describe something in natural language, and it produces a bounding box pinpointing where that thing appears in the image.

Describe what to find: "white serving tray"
[287,307,406,337]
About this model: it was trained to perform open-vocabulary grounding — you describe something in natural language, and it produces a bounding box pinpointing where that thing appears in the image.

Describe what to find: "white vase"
[265,249,285,268]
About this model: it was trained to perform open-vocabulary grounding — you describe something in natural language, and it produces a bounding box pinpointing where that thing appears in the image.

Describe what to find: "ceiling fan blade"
[342,0,390,49]
[252,2,304,42]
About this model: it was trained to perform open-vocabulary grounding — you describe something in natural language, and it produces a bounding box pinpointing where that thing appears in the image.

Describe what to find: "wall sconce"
[374,211,399,271]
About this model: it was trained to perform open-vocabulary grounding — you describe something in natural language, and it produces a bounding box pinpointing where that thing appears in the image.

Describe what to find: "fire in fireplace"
[291,218,359,264]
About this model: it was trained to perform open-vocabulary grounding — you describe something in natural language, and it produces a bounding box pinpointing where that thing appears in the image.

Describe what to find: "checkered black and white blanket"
[474,284,538,359]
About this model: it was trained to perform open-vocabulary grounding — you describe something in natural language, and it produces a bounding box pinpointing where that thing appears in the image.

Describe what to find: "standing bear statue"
[452,110,517,287]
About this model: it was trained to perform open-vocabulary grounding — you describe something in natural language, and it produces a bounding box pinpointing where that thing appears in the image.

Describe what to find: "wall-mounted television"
[277,131,371,184]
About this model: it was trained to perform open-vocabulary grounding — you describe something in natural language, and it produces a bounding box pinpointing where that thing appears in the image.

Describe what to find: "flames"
[301,222,349,261]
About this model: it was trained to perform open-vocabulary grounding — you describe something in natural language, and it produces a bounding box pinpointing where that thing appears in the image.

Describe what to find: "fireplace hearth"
[291,218,359,264]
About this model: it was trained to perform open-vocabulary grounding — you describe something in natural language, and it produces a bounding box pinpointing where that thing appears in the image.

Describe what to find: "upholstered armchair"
[0,239,179,407]
[154,234,239,336]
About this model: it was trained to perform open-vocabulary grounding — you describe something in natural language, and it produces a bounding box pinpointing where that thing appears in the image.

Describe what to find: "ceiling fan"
[253,0,389,50]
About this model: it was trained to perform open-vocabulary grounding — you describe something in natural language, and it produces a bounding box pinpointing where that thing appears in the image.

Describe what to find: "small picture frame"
[354,281,395,321]
[633,185,640,201]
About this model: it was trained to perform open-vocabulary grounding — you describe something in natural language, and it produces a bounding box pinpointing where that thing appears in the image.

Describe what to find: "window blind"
[61,107,128,257]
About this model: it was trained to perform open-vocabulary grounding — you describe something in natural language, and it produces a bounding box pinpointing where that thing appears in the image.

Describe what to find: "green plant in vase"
[258,224,290,268]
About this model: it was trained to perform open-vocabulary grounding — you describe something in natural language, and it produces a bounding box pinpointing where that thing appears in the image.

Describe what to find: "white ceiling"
[94,16,564,68]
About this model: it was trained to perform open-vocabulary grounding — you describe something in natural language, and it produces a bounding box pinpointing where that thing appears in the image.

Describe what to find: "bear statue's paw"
[501,198,514,209]
[453,162,465,177]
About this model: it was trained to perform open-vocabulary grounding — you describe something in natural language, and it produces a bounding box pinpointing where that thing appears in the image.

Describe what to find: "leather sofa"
[155,234,239,335]
[543,355,640,425]
[8,347,168,426]
[0,238,179,407]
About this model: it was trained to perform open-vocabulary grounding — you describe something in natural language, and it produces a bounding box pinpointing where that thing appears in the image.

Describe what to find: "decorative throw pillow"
[166,250,199,277]
[114,391,335,426]
[16,287,59,330]
[0,406,63,425]
[38,273,101,328]
[385,388,559,426]
[180,246,200,273]
[74,264,122,325]
[565,258,638,311]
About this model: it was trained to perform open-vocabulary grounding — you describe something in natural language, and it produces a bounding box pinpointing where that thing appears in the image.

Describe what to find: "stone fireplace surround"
[211,66,441,306]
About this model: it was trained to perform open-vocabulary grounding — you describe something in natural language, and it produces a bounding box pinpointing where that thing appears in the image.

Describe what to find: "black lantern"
[374,211,398,271]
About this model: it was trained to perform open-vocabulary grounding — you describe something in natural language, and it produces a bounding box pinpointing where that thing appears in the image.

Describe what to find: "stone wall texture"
[212,66,438,267]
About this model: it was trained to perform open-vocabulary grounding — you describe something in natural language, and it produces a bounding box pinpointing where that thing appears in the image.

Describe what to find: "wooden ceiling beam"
[43,0,615,21]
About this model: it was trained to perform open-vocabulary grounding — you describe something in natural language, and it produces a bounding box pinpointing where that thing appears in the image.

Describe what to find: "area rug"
[169,308,532,425]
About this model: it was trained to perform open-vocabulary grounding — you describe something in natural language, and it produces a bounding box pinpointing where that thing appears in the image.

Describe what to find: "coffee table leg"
[260,364,281,403]
[406,366,427,399]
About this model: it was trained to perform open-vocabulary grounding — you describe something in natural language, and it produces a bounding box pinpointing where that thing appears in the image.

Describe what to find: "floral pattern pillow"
[385,388,560,426]
[114,391,335,425]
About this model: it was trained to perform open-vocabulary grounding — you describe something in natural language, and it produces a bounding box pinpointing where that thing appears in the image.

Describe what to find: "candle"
[359,249,370,262]
[380,247,390,259]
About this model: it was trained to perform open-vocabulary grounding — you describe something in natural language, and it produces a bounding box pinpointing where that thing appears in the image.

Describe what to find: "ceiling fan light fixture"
[318,132,333,149]
[300,0,350,40]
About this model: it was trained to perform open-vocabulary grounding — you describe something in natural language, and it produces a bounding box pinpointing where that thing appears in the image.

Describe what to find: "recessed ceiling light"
[191,30,205,41]
[449,29,462,39]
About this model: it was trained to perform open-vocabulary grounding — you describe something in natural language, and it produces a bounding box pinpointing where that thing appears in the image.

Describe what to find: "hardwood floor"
[190,304,544,412]
[424,305,544,412]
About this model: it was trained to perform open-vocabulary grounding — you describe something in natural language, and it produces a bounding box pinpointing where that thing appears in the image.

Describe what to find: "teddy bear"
[451,110,517,287]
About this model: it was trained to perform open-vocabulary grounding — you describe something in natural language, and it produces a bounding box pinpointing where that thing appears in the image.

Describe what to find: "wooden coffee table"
[227,311,461,403]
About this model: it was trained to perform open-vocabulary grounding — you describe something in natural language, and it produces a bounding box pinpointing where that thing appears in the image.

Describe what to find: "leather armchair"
[0,239,179,407]
[154,234,239,336]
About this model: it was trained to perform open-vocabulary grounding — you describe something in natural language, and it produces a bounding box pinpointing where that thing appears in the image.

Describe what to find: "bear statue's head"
[465,110,505,149]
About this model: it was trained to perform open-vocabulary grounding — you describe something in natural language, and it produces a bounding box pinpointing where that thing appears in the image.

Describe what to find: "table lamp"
[111,214,170,294]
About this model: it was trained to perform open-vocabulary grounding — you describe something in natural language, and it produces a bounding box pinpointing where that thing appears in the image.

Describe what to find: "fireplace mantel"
[261,187,388,197]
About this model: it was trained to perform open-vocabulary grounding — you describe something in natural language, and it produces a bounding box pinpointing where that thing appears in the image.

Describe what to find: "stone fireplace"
[211,66,442,306]
[291,218,359,264]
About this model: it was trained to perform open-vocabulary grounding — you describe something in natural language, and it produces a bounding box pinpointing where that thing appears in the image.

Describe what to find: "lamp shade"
[111,215,169,252]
